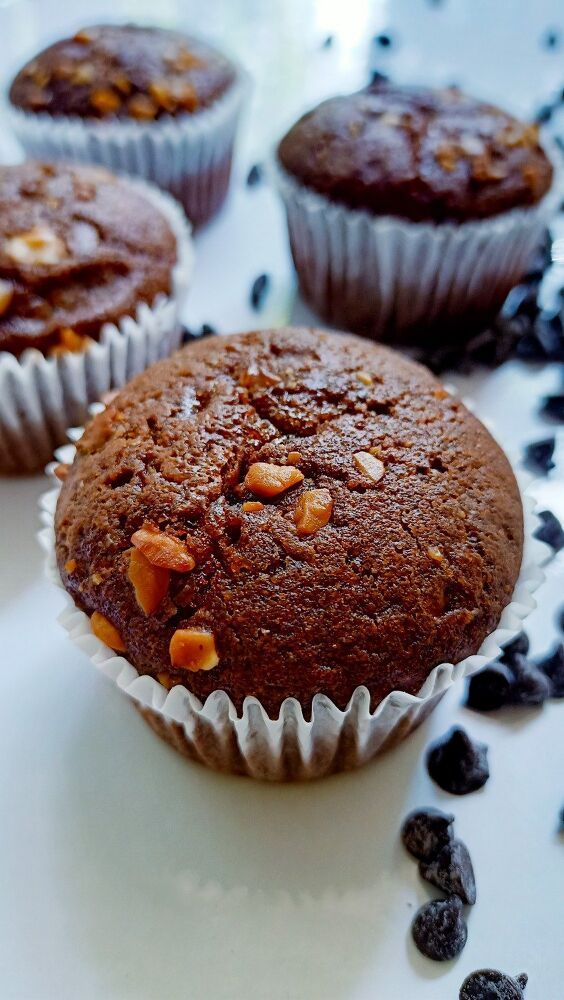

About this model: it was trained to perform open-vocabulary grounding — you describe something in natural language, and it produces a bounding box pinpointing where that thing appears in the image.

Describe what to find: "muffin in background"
[51,327,528,778]
[8,24,249,226]
[0,161,192,473]
[276,82,558,340]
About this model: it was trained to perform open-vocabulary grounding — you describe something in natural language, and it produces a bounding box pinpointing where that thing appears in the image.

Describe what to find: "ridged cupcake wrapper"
[273,154,562,338]
[38,421,550,781]
[7,69,249,227]
[0,178,194,474]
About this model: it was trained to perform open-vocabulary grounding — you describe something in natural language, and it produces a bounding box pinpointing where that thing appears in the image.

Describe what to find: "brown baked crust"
[277,83,553,222]
[9,24,235,121]
[0,161,176,356]
[55,327,523,715]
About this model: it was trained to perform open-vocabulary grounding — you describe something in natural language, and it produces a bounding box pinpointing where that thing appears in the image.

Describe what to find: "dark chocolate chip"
[509,653,552,706]
[459,968,527,998]
[368,70,390,86]
[401,807,455,861]
[246,164,263,187]
[427,726,489,795]
[543,29,560,49]
[540,394,564,421]
[411,896,467,962]
[321,34,334,49]
[181,325,216,344]
[523,437,555,474]
[200,323,216,337]
[501,631,530,663]
[374,33,393,47]
[419,839,476,904]
[534,104,553,124]
[537,642,564,696]
[250,273,271,310]
[558,804,564,833]
[534,510,564,552]
[466,662,515,711]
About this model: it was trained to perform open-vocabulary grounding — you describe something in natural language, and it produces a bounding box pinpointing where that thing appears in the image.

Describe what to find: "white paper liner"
[38,408,550,781]
[0,177,194,474]
[273,149,563,338]
[7,68,249,227]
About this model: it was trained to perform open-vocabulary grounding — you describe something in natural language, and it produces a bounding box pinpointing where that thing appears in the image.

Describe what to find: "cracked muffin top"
[0,161,177,357]
[54,327,523,714]
[9,24,236,121]
[277,82,553,222]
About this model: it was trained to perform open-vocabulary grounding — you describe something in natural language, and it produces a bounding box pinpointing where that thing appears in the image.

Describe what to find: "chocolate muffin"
[278,83,553,222]
[54,327,523,716]
[9,24,236,121]
[0,161,176,357]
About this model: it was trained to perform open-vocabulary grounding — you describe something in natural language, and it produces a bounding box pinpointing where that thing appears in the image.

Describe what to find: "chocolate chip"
[501,631,530,663]
[534,104,553,124]
[542,29,560,49]
[374,33,393,47]
[537,642,564,696]
[419,839,476,904]
[466,662,515,711]
[509,653,552,705]
[534,510,564,552]
[321,34,334,49]
[368,70,390,86]
[200,323,216,337]
[250,273,271,310]
[182,324,216,344]
[523,437,555,474]
[411,896,468,962]
[558,805,564,833]
[401,807,455,861]
[459,968,527,998]
[540,394,564,421]
[246,164,263,187]
[427,726,489,795]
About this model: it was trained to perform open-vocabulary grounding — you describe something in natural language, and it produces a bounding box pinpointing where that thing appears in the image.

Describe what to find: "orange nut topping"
[353,451,385,483]
[0,279,13,315]
[127,93,158,120]
[242,501,264,513]
[128,548,170,616]
[427,545,444,563]
[91,611,126,652]
[169,629,219,672]
[131,523,196,572]
[54,462,70,481]
[244,462,304,498]
[294,489,333,536]
[4,225,67,265]
[286,451,302,465]
[49,327,92,356]
[64,558,77,573]
[356,371,373,386]
[90,88,121,115]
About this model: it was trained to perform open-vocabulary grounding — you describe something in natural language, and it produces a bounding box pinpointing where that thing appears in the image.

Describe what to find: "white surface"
[1,2,564,998]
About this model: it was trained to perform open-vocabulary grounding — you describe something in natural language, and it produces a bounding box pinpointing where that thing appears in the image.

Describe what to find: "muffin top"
[55,327,523,715]
[9,24,236,121]
[278,82,553,222]
[0,161,177,357]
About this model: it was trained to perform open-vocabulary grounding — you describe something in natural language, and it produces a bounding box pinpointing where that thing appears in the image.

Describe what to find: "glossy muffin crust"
[9,24,236,121]
[278,83,553,222]
[0,162,176,356]
[55,327,523,714]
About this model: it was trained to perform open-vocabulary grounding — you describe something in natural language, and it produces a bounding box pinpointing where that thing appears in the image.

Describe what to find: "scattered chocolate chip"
[411,896,468,962]
[542,29,560,49]
[558,805,564,833]
[427,726,489,795]
[510,653,552,706]
[250,273,271,310]
[200,323,216,337]
[523,437,555,474]
[419,839,476,904]
[246,164,263,187]
[534,104,553,124]
[534,510,564,552]
[369,70,390,86]
[321,34,334,49]
[374,33,393,47]
[466,662,515,711]
[459,968,527,999]
[401,807,455,861]
[501,631,530,663]
[182,324,216,344]
[537,642,564,696]
[540,394,564,421]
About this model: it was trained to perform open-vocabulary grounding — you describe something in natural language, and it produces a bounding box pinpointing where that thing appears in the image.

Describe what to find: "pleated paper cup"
[274,151,562,340]
[0,178,194,474]
[39,423,549,781]
[7,68,249,228]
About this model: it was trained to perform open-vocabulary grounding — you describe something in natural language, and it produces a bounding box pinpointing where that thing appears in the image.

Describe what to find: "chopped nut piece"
[435,143,459,172]
[49,327,92,355]
[171,81,198,112]
[148,79,176,112]
[4,225,67,265]
[64,558,77,573]
[356,371,373,386]
[165,46,201,72]
[353,452,385,483]
[128,548,170,615]
[91,572,103,585]
[244,462,304,498]
[471,154,507,182]
[169,628,219,672]
[72,64,95,85]
[112,73,132,95]
[91,611,126,651]
[131,523,196,572]
[294,489,333,536]
[0,279,13,315]
[433,387,449,400]
[54,462,70,481]
[239,363,281,389]
[427,545,444,562]
[286,451,302,465]
[157,672,176,689]
[127,93,158,120]
[90,87,121,115]
[73,29,93,44]
[242,501,264,513]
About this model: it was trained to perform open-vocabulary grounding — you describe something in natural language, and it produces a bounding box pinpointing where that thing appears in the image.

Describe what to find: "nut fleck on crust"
[278,82,553,222]
[9,24,236,121]
[0,161,176,356]
[55,327,523,715]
